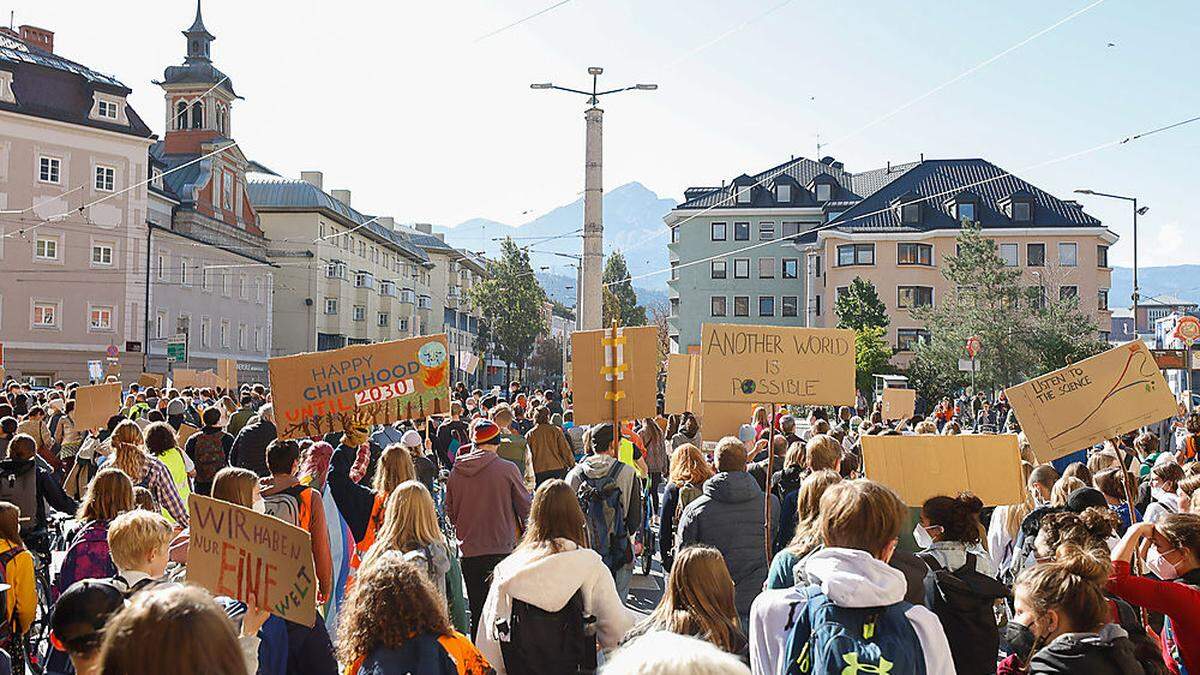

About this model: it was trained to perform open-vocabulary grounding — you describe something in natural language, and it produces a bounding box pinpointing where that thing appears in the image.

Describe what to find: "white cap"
[401,429,423,448]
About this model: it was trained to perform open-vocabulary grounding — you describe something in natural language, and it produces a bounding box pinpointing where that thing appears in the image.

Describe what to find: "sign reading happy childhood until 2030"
[699,324,856,405]
[1005,341,1178,461]
[269,335,451,440]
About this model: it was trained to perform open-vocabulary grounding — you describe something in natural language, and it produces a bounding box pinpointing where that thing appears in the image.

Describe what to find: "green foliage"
[602,251,646,327]
[855,326,894,394]
[908,223,1105,400]
[528,336,564,383]
[468,238,548,372]
[835,277,890,331]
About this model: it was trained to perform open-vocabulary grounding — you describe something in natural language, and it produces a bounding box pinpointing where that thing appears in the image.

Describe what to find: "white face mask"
[913,524,936,549]
[1147,547,1181,580]
[252,497,266,514]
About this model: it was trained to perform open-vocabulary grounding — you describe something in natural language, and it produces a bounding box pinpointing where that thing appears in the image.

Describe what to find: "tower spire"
[183,0,215,64]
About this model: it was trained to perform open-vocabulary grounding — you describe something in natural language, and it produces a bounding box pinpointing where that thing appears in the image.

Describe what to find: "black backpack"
[497,589,597,674]
[917,552,1008,675]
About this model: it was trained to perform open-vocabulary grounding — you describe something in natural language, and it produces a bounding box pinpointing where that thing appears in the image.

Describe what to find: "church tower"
[157,0,241,153]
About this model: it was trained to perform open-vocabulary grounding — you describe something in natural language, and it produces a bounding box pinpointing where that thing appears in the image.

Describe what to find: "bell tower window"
[190,101,204,129]
[176,101,188,129]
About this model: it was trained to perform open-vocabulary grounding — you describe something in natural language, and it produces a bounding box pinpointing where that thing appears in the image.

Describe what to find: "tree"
[834,277,889,331]
[528,336,564,385]
[468,238,548,384]
[855,326,894,395]
[645,299,672,373]
[602,251,646,327]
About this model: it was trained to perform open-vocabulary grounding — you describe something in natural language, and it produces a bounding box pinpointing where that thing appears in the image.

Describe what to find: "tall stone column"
[581,106,604,330]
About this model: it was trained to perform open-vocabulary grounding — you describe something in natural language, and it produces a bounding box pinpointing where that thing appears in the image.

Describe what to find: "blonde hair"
[372,444,416,497]
[669,443,714,487]
[805,435,841,472]
[107,509,173,571]
[786,470,842,557]
[914,420,938,435]
[360,481,443,570]
[820,480,906,557]
[98,584,248,675]
[1050,476,1086,507]
[211,467,258,508]
[636,546,742,654]
[782,441,806,469]
[752,406,768,428]
[490,403,514,426]
[77,467,134,522]
[111,420,149,481]
[1001,462,1036,539]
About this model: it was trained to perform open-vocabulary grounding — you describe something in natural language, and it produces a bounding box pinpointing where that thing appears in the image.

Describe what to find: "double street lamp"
[1074,189,1149,334]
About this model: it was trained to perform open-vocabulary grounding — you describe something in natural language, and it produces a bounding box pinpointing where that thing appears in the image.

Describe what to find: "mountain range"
[1110,266,1200,310]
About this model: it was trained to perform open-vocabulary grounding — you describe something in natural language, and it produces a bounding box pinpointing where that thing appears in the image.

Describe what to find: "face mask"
[252,497,266,514]
[913,524,935,548]
[1147,547,1181,580]
[1000,621,1037,662]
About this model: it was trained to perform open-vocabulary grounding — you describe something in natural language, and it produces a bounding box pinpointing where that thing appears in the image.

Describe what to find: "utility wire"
[474,0,575,43]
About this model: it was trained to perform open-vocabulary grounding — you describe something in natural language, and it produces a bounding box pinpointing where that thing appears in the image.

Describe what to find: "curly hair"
[1033,507,1119,560]
[336,555,451,665]
[921,493,984,544]
[1015,543,1109,634]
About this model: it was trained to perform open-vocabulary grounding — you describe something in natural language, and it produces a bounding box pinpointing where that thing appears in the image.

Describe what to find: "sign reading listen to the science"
[269,335,450,440]
[699,324,855,405]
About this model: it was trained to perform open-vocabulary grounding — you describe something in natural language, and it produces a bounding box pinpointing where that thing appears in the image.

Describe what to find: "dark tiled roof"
[678,156,860,209]
[398,228,455,252]
[826,159,1102,232]
[0,34,153,138]
[848,162,921,197]
[150,141,207,204]
[161,61,238,98]
[245,175,430,264]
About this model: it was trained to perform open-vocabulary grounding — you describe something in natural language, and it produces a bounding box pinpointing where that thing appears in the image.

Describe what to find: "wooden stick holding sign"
[607,320,623,455]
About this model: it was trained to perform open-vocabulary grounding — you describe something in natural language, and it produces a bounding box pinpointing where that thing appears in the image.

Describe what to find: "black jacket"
[1030,624,1144,674]
[0,457,77,533]
[328,442,376,543]
[229,418,276,477]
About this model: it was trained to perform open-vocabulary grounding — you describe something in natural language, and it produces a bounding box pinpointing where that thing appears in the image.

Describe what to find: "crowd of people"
[0,376,1197,674]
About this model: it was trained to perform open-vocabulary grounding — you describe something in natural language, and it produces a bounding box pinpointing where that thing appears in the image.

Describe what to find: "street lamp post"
[1075,189,1148,334]
[531,68,657,330]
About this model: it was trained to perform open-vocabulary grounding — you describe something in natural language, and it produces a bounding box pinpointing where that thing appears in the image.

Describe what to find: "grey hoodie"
[403,542,452,600]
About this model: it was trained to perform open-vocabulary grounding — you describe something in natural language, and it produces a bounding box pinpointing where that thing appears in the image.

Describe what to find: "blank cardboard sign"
[881,388,916,421]
[570,325,658,426]
[699,323,855,405]
[1005,341,1177,461]
[664,353,701,415]
[862,434,1025,506]
[73,382,122,431]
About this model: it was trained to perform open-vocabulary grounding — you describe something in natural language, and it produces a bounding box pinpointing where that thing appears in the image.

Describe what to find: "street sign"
[965,336,982,359]
[125,341,142,354]
[958,359,978,373]
[1175,316,1200,344]
[1151,349,1188,370]
[87,360,104,382]
[105,344,119,359]
[166,334,188,364]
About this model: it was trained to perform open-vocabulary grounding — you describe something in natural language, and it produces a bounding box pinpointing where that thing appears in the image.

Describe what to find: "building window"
[711,260,727,279]
[758,258,775,279]
[94,165,116,192]
[897,286,934,309]
[1027,243,1045,267]
[91,243,113,266]
[180,258,190,286]
[735,185,752,204]
[776,184,791,202]
[711,222,726,241]
[220,321,230,348]
[1060,286,1078,301]
[32,302,59,328]
[836,243,874,266]
[156,254,166,280]
[255,326,262,351]
[34,237,58,261]
[1028,287,1046,311]
[97,99,119,119]
[782,296,798,317]
[733,296,749,317]
[815,183,832,202]
[815,294,822,316]
[733,258,750,279]
[999,243,1019,267]
[38,156,61,184]
[733,222,750,241]
[759,296,775,317]
[1097,245,1109,268]
[151,167,163,189]
[711,296,727,317]
[191,101,204,129]
[175,101,188,129]
[814,255,822,278]
[399,318,409,332]
[897,329,930,352]
[670,261,679,281]
[88,305,114,331]
[759,222,776,241]
[353,305,366,322]
[354,271,375,289]
[900,203,921,224]
[377,312,389,327]
[1058,242,1078,267]
[836,286,850,301]
[325,298,338,315]
[670,227,679,243]
[380,280,396,297]
[897,243,932,266]
[956,202,976,223]
[669,298,679,317]
[782,258,799,279]
[200,317,211,347]
[326,261,347,279]
[781,222,801,238]
[1098,289,1109,311]
[1012,200,1032,222]
[238,324,247,350]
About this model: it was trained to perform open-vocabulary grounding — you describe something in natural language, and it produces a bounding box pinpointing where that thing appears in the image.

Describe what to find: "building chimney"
[331,189,351,206]
[377,216,395,230]
[414,223,433,234]
[300,171,323,190]
[434,233,445,242]
[19,25,53,53]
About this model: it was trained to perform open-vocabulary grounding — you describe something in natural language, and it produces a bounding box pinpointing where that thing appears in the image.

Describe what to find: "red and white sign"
[1174,316,1200,344]
[353,379,416,407]
[965,336,982,359]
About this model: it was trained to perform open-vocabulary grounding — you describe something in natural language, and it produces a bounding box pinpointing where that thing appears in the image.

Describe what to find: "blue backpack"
[781,585,925,675]
[576,461,629,571]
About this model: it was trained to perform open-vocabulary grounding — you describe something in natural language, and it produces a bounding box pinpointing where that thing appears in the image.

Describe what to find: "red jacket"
[1107,560,1200,674]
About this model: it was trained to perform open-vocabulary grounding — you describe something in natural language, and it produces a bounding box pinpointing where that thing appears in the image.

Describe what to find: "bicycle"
[636,480,655,576]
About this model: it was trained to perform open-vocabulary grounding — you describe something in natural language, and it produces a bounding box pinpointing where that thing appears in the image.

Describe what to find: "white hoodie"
[749,547,956,675]
[476,539,636,674]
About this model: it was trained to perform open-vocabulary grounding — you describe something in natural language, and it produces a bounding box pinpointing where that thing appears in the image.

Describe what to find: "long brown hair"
[98,584,248,675]
[336,555,452,665]
[111,420,148,480]
[360,481,444,570]
[372,444,416,497]
[634,546,742,653]
[668,443,714,487]
[211,467,258,508]
[517,480,587,556]
[77,467,134,522]
[786,470,842,557]
[1014,543,1109,634]
[0,502,22,547]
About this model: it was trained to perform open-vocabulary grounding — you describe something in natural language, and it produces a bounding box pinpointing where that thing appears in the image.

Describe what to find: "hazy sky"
[13,0,1199,276]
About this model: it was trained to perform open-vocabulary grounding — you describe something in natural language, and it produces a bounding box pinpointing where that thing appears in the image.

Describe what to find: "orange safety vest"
[350,493,387,571]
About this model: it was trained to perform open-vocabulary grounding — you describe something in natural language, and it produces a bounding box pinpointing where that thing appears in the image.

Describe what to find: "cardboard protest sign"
[1005,341,1177,461]
[881,388,917,421]
[218,359,238,390]
[862,434,1025,506]
[269,335,450,440]
[172,369,223,391]
[664,353,702,415]
[699,402,758,442]
[186,494,316,625]
[699,324,855,405]
[137,372,165,389]
[177,423,200,447]
[570,325,658,426]
[73,382,122,430]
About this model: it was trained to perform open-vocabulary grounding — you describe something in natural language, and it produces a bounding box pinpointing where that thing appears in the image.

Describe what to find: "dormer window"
[956,201,976,223]
[900,202,921,224]
[1011,200,1032,222]
[97,100,119,119]
[735,184,752,204]
[776,184,791,203]
[815,183,832,202]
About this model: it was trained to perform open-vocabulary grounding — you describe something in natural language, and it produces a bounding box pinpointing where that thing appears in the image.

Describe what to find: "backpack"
[262,485,313,531]
[63,451,99,501]
[781,585,925,675]
[192,431,228,486]
[916,553,1008,675]
[0,546,25,648]
[0,464,39,529]
[576,461,630,571]
[497,589,597,675]
[672,482,703,530]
